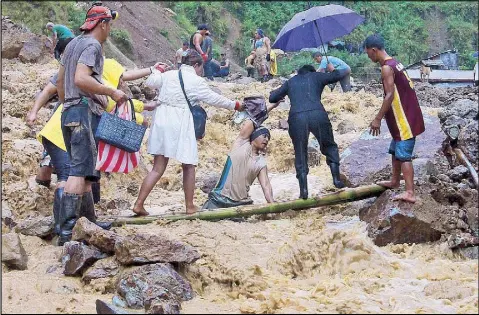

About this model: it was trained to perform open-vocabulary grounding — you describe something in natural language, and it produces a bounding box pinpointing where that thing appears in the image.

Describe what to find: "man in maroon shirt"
[364,34,425,203]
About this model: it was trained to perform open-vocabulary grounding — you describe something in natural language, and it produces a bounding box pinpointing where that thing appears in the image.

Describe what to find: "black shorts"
[61,100,101,182]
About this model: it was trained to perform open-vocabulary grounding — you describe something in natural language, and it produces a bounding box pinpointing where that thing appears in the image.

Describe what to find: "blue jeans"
[204,60,214,79]
[42,138,71,182]
[389,137,416,161]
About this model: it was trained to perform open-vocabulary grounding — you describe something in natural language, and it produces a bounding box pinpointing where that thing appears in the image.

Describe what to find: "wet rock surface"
[82,256,120,284]
[199,173,220,194]
[1,232,28,270]
[114,233,200,265]
[117,263,193,309]
[340,113,444,187]
[15,215,54,238]
[359,190,443,246]
[73,217,120,254]
[62,241,108,276]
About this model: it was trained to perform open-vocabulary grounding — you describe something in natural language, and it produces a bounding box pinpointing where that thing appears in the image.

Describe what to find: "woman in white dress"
[133,50,244,216]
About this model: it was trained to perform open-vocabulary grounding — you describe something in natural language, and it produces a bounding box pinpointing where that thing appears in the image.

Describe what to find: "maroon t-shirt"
[382,58,425,141]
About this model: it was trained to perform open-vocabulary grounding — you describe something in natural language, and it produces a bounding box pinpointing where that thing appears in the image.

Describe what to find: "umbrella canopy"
[272,4,364,52]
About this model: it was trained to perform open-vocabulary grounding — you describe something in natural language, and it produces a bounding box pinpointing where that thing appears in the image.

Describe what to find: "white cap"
[46,22,54,28]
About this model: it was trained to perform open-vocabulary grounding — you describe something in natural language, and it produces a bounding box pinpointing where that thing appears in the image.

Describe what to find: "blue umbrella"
[272,4,365,52]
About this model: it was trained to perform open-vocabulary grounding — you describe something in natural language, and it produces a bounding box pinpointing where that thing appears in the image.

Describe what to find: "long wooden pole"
[109,184,387,226]
[454,148,478,188]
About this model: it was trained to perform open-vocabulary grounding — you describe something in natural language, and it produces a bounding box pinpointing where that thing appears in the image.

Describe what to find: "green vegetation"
[109,29,133,59]
[2,1,84,35]
[159,29,169,39]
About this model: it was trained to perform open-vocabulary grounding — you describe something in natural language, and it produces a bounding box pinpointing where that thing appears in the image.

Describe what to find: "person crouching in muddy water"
[269,64,346,200]
[133,49,245,216]
[202,99,283,210]
[364,34,425,203]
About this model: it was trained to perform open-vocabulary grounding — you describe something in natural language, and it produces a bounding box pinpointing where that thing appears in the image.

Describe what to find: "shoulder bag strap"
[178,69,194,113]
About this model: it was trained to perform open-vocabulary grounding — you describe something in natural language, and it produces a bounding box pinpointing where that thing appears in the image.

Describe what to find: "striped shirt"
[382,58,425,141]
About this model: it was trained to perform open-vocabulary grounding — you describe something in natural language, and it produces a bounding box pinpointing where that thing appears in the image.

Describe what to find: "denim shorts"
[61,100,101,182]
[388,137,416,161]
[42,138,71,182]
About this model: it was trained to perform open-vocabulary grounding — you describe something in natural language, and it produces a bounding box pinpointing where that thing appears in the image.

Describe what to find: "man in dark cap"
[190,24,209,62]
[269,64,345,200]
[202,100,282,210]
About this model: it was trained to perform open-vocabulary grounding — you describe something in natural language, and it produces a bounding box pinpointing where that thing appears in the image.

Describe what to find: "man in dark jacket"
[269,65,345,199]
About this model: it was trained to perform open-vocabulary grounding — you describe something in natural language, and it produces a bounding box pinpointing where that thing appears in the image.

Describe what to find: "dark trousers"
[288,110,340,177]
[204,60,214,79]
[54,37,73,61]
[329,68,352,92]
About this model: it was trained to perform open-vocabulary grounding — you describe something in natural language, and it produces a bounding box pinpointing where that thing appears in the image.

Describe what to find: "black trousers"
[288,110,340,177]
[54,37,73,61]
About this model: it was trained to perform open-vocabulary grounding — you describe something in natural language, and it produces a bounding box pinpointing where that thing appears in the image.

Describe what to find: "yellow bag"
[269,50,277,76]
[37,104,66,151]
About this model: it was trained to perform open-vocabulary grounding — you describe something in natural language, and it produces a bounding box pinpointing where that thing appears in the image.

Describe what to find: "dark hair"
[312,51,322,59]
[297,64,316,75]
[363,34,385,50]
[182,49,204,66]
[197,24,209,31]
[182,41,189,46]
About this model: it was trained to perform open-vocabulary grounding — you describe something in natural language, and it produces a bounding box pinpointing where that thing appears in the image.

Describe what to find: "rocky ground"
[2,17,478,314]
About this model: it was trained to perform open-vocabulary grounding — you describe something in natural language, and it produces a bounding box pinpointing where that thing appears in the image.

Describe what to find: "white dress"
[145,65,236,165]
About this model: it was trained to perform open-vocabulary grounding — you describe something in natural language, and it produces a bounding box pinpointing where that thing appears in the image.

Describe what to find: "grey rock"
[146,298,181,314]
[437,174,452,183]
[82,256,120,284]
[1,232,28,270]
[96,299,130,314]
[337,120,356,134]
[458,121,478,164]
[117,263,193,309]
[62,241,108,276]
[15,216,54,238]
[278,119,289,130]
[199,173,220,194]
[447,165,469,182]
[72,217,121,254]
[454,246,479,260]
[18,35,49,63]
[114,233,200,265]
[142,86,157,100]
[359,190,443,246]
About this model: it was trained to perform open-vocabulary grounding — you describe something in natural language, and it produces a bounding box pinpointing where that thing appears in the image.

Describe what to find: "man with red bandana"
[56,3,129,245]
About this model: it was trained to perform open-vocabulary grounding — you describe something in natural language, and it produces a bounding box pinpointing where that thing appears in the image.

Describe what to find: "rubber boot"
[52,187,64,235]
[81,191,112,231]
[329,163,345,188]
[298,173,308,200]
[58,193,82,246]
[91,182,101,204]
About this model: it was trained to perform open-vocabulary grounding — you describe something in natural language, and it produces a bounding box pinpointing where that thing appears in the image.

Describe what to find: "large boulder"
[458,121,478,165]
[117,263,193,309]
[62,241,108,276]
[359,190,443,246]
[72,217,120,254]
[18,35,50,63]
[15,215,54,238]
[1,232,28,270]
[340,113,444,187]
[438,99,478,123]
[114,233,200,265]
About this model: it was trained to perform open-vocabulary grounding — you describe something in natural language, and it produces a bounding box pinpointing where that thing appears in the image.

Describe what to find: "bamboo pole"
[454,148,478,188]
[109,184,387,226]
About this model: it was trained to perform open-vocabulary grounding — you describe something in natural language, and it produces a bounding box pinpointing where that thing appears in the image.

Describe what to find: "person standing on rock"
[56,4,128,245]
[364,34,425,203]
[133,50,245,216]
[175,41,189,69]
[253,28,272,82]
[269,65,345,199]
[46,22,75,61]
[190,24,209,63]
[202,100,282,210]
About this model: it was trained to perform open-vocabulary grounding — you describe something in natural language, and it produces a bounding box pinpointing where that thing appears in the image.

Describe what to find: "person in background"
[269,64,345,200]
[364,34,425,203]
[190,24,209,62]
[312,52,352,92]
[212,52,230,77]
[201,31,214,80]
[175,41,189,69]
[202,100,282,210]
[46,22,75,61]
[133,50,244,216]
[245,50,256,78]
[253,28,272,82]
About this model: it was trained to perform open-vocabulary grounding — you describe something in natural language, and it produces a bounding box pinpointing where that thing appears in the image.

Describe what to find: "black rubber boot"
[53,187,64,235]
[298,173,308,200]
[330,163,345,188]
[82,191,112,230]
[58,193,82,246]
[91,182,101,204]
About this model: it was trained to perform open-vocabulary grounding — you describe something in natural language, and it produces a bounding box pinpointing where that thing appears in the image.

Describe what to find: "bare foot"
[186,205,199,215]
[377,180,400,189]
[392,191,416,203]
[132,203,150,216]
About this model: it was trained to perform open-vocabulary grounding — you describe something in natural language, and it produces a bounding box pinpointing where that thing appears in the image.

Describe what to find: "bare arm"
[370,65,395,136]
[26,82,58,126]
[258,167,274,203]
[269,80,288,103]
[75,64,127,103]
[122,62,167,81]
[265,37,271,54]
[57,65,65,103]
[221,59,230,68]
